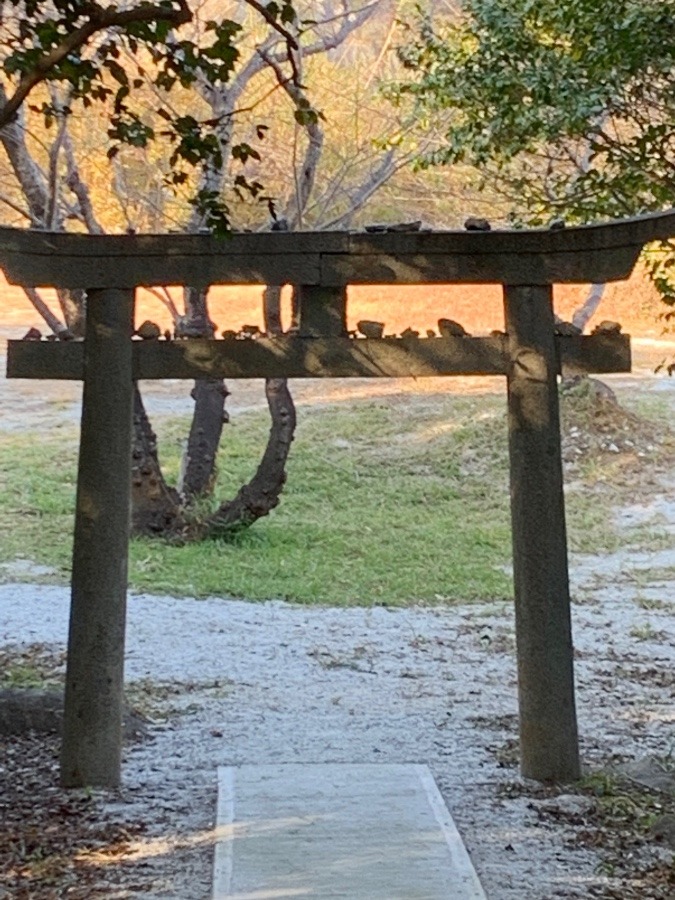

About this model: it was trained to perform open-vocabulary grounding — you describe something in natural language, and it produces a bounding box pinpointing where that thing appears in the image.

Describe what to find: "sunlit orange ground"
[0,266,668,338]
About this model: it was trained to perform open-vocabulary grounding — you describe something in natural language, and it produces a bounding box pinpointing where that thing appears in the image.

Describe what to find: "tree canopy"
[392,0,675,312]
[0,0,301,232]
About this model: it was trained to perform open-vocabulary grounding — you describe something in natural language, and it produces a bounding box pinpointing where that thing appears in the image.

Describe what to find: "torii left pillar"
[60,288,135,788]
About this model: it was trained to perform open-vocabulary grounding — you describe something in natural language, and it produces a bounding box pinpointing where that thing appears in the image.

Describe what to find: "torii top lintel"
[0,209,673,290]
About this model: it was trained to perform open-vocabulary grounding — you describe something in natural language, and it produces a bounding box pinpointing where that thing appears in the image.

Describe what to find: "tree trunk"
[57,288,86,337]
[263,285,284,333]
[199,285,297,538]
[131,387,183,535]
[202,377,296,538]
[572,283,606,332]
[0,86,48,225]
[179,378,229,500]
[22,288,72,337]
[21,285,176,532]
[178,286,229,500]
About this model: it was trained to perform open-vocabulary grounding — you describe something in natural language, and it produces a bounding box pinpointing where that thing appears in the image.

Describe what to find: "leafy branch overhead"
[391,0,675,309]
[0,0,307,232]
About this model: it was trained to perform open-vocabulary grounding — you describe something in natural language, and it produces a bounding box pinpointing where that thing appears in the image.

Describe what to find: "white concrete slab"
[213,763,486,900]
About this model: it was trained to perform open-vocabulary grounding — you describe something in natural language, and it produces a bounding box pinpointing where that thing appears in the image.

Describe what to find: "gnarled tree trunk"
[202,376,296,538]
[198,284,297,538]
[131,387,183,535]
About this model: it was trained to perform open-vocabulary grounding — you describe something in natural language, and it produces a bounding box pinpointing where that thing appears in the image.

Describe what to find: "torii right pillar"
[504,283,580,782]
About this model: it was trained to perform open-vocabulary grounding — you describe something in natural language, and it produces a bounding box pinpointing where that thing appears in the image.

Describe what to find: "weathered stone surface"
[554,318,582,336]
[533,794,595,818]
[438,318,470,337]
[0,688,149,741]
[3,209,673,288]
[592,320,622,335]
[357,319,385,339]
[136,320,162,340]
[619,756,675,795]
[464,217,491,232]
[7,333,632,381]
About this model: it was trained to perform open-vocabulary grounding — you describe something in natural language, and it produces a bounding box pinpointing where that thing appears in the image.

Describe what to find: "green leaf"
[388,0,675,309]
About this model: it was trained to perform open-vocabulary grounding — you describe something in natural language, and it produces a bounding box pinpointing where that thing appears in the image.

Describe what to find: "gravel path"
[1,508,674,900]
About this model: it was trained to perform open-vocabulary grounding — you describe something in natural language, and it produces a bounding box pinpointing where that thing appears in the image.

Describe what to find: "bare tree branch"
[62,127,104,234]
[145,286,181,322]
[0,1,192,130]
[260,48,324,228]
[572,283,607,332]
[22,287,68,335]
[301,2,380,57]
[0,86,48,224]
[319,149,407,229]
[239,0,300,83]
[46,110,68,230]
[202,1,383,119]
[0,190,30,221]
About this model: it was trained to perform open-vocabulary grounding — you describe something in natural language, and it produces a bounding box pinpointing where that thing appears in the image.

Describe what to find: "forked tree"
[0,0,409,537]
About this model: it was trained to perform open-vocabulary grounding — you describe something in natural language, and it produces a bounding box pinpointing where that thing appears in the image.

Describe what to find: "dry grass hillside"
[0,264,669,339]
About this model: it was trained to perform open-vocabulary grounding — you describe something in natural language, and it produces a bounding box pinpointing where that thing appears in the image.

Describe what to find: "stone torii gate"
[3,209,674,789]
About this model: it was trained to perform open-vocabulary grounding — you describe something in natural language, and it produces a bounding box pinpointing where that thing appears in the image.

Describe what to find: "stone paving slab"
[213,763,486,900]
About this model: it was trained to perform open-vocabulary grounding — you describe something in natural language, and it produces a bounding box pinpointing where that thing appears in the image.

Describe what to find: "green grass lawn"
[0,388,661,605]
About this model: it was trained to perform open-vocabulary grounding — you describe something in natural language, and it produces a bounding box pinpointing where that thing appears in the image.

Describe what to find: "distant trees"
[391,0,675,327]
[0,0,414,537]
